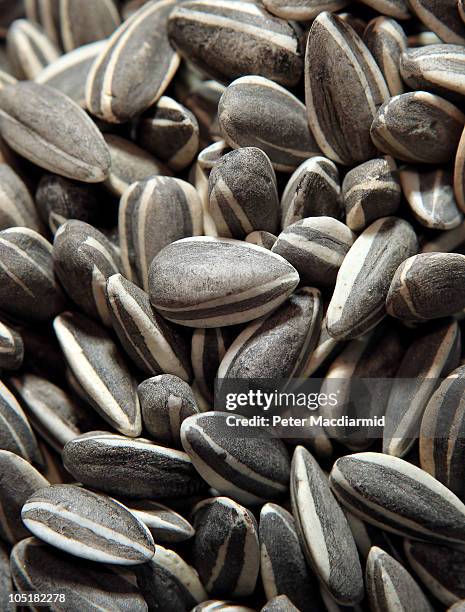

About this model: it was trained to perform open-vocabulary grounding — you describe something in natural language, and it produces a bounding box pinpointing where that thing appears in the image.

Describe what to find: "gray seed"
[7,18,59,80]
[86,0,180,123]
[119,176,203,291]
[245,231,277,250]
[60,0,120,52]
[261,596,300,612]
[0,81,111,182]
[136,96,199,172]
[0,227,65,322]
[0,319,23,370]
[329,451,465,546]
[364,17,407,96]
[409,0,465,45]
[148,237,300,328]
[117,499,195,543]
[191,327,232,402]
[53,312,141,437]
[326,217,418,341]
[208,147,279,239]
[218,75,321,173]
[183,79,225,147]
[107,274,192,381]
[192,496,259,598]
[180,411,290,505]
[366,546,433,612]
[305,11,389,166]
[259,503,325,612]
[167,0,303,88]
[342,157,401,232]
[54,220,121,326]
[0,450,49,545]
[0,542,11,606]
[62,431,205,499]
[0,163,41,232]
[370,91,465,164]
[281,156,343,228]
[359,0,410,19]
[262,0,349,20]
[290,446,364,606]
[454,124,465,212]
[24,0,62,48]
[22,484,155,564]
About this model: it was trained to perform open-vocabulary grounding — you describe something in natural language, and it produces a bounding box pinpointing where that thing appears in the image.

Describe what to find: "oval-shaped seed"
[409,0,465,45]
[364,17,407,97]
[24,0,62,47]
[0,320,23,370]
[0,450,49,544]
[359,0,410,19]
[218,75,321,173]
[149,237,300,328]
[53,312,141,437]
[191,327,232,402]
[180,412,290,505]
[387,253,465,320]
[118,499,194,543]
[305,11,389,166]
[119,176,203,291]
[245,231,277,250]
[330,452,465,546]
[291,446,364,605]
[262,0,349,20]
[281,157,343,228]
[7,19,59,80]
[107,275,192,382]
[326,217,418,341]
[371,92,465,164]
[342,157,401,232]
[86,0,180,123]
[22,484,155,564]
[0,164,40,232]
[167,1,303,88]
[259,503,324,611]
[136,96,199,172]
[54,220,120,326]
[272,218,354,287]
[63,431,205,499]
[60,0,120,52]
[366,546,433,612]
[0,227,65,322]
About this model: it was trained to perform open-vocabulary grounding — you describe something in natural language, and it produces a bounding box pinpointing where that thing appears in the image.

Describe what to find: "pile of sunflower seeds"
[2,0,465,610]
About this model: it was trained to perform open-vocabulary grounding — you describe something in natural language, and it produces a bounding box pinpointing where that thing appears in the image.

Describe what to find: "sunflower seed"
[86,0,180,123]
[326,217,418,341]
[0,319,23,370]
[25,0,62,48]
[184,79,225,147]
[53,312,141,437]
[62,431,205,499]
[191,327,232,402]
[180,411,290,505]
[408,0,465,45]
[345,509,406,563]
[259,503,324,612]
[261,596,300,612]
[118,499,194,543]
[0,450,49,544]
[290,446,363,606]
[0,164,39,233]
[330,451,465,546]
[366,546,433,612]
[7,18,59,80]
[261,0,349,20]
[371,91,465,164]
[119,177,203,291]
[359,0,410,19]
[245,231,277,250]
[218,75,321,173]
[305,11,389,166]
[364,17,407,96]
[454,125,465,213]
[0,227,65,322]
[60,0,120,52]
[167,0,303,88]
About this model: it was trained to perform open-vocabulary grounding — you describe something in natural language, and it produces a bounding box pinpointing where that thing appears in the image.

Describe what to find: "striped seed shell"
[60,0,120,52]
[342,157,401,232]
[280,156,343,228]
[7,18,59,80]
[119,176,203,291]
[0,227,65,322]
[370,92,465,164]
[191,497,259,598]
[180,412,290,505]
[167,1,303,88]
[245,231,277,250]
[366,546,433,612]
[136,96,199,172]
[53,220,120,326]
[261,0,349,20]
[191,327,232,402]
[364,17,407,97]
[0,320,23,370]
[53,312,141,437]
[405,539,465,606]
[383,318,460,458]
[208,147,279,239]
[86,0,180,123]
[261,596,300,612]
[11,537,148,611]
[118,499,194,543]
[386,253,465,320]
[107,274,192,381]
[0,164,41,232]
[359,0,410,19]
[408,0,465,45]
[329,452,465,547]
[305,11,389,166]
[0,450,49,545]
[62,431,205,499]
[454,125,465,212]
[218,75,321,173]
[22,484,155,564]
[290,446,364,605]
[24,0,62,48]
[259,503,324,612]
[183,79,225,146]
[0,81,111,182]
[272,218,354,286]
[326,217,418,341]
